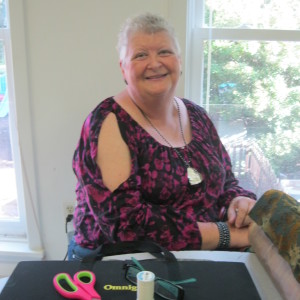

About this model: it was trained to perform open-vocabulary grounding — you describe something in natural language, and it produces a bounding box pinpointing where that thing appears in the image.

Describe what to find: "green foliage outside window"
[203,1,300,177]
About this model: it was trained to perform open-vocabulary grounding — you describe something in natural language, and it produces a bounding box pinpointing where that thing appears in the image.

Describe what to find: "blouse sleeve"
[72,104,201,250]
[200,109,257,210]
[217,140,257,208]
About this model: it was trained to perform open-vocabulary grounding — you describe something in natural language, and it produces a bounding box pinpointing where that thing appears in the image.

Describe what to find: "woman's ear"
[178,56,183,75]
[119,60,127,85]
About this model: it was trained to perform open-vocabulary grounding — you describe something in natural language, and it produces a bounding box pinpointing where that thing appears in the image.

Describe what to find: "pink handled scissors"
[53,270,101,300]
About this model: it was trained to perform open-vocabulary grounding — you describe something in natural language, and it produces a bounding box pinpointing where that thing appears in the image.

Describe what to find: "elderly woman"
[69,13,256,260]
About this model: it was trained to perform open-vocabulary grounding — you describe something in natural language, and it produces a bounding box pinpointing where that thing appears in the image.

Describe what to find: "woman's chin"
[143,82,175,97]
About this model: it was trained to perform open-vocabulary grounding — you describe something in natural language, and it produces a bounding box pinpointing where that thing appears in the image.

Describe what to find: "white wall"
[8,0,187,260]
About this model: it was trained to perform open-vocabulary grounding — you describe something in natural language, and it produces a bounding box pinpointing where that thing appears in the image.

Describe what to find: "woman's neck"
[126,89,176,121]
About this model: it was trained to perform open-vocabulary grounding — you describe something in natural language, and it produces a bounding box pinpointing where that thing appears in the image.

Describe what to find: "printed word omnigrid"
[103,285,137,292]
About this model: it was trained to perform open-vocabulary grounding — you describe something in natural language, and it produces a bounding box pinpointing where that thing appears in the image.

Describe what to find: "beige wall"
[8,0,187,261]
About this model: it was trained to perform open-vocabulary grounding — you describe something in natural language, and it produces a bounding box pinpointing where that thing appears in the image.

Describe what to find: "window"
[0,1,43,271]
[186,0,300,199]
[0,0,28,238]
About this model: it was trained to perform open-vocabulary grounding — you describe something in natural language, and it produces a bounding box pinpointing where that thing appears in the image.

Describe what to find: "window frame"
[0,2,27,238]
[185,0,300,105]
[0,0,43,254]
[185,0,300,198]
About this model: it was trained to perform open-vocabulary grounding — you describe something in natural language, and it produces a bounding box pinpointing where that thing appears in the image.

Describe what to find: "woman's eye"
[134,53,147,59]
[159,50,172,56]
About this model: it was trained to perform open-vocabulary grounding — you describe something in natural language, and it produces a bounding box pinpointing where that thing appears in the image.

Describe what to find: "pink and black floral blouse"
[72,97,256,250]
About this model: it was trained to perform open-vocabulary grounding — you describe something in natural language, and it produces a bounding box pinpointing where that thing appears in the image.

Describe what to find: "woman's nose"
[147,54,162,68]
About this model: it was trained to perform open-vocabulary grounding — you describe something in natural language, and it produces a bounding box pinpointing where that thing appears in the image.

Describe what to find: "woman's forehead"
[128,31,175,48]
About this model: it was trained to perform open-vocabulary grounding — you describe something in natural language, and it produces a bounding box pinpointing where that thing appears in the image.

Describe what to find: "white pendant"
[187,167,203,185]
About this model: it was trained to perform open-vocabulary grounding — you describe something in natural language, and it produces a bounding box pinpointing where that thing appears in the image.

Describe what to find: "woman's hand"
[227,196,256,228]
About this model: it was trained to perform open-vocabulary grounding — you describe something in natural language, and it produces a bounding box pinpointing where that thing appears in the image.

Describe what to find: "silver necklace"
[131,97,203,185]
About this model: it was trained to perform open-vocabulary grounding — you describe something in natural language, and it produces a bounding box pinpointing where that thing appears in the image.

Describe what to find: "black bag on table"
[0,241,261,300]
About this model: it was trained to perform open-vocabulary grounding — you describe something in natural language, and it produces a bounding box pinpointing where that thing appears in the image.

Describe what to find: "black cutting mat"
[0,259,261,300]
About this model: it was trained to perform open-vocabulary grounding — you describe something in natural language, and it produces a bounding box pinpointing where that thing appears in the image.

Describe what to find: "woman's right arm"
[96,112,132,192]
[97,114,250,251]
[73,109,202,249]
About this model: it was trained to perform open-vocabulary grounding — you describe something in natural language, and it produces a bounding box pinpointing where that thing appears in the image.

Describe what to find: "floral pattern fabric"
[72,97,256,250]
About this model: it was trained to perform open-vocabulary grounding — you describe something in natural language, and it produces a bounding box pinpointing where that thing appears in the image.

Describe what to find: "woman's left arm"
[217,141,256,205]
[201,110,257,221]
[227,196,256,228]
[217,142,257,227]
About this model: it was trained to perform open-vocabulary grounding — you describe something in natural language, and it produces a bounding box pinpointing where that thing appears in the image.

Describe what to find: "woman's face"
[120,30,181,100]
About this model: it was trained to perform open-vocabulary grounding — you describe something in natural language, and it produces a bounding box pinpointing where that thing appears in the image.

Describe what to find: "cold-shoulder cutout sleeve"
[72,98,202,250]
[96,112,131,192]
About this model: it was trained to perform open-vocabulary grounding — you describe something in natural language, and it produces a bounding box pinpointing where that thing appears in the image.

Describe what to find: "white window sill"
[0,239,44,260]
[0,239,44,277]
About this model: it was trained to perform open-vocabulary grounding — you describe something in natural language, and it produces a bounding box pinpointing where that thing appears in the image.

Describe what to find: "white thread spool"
[136,271,155,300]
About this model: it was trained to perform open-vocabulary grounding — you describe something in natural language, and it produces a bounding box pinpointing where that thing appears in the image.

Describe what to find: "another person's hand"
[227,196,256,228]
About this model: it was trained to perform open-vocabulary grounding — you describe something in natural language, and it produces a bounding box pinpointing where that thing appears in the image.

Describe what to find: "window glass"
[187,1,300,199]
[203,40,300,199]
[0,0,7,28]
[0,0,20,224]
[0,39,19,220]
[205,0,300,30]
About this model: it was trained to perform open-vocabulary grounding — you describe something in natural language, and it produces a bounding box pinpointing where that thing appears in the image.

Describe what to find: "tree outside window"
[187,0,300,199]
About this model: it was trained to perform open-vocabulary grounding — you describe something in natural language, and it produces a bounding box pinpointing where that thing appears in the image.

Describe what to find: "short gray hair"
[117,12,181,61]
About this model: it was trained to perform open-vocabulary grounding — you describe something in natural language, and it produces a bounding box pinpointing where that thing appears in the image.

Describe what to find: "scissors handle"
[74,271,101,299]
[53,273,93,300]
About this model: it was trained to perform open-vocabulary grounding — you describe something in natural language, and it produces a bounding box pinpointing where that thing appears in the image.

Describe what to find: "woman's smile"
[145,73,168,81]
[145,73,168,80]
[121,31,181,99]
